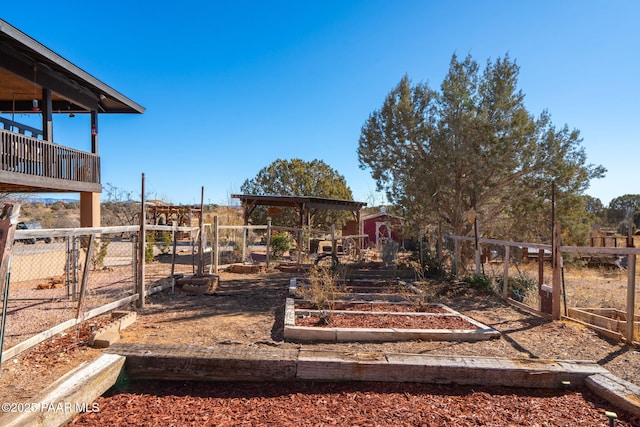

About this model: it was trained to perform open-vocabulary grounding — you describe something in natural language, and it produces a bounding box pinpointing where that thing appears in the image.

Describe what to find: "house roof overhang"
[0,18,145,114]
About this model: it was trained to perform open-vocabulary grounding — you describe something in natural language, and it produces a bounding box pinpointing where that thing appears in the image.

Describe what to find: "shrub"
[270,232,292,259]
[462,274,494,293]
[505,275,538,302]
[402,249,448,280]
[397,280,435,312]
[297,266,344,325]
[91,238,110,270]
[145,232,156,263]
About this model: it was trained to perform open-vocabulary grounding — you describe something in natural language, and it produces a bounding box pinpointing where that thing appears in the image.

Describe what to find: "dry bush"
[297,266,345,324]
[396,280,434,312]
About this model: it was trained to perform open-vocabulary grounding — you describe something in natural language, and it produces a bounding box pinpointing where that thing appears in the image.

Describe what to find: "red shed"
[344,208,403,249]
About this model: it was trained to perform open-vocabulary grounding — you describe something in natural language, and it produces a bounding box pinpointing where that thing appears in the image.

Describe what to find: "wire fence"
[443,232,640,342]
[4,217,640,362]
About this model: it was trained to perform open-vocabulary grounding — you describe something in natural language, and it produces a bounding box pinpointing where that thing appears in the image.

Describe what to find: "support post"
[75,234,95,319]
[198,186,205,276]
[538,248,544,311]
[242,225,247,262]
[266,218,271,268]
[331,224,336,255]
[0,204,19,370]
[626,254,636,343]
[551,221,562,320]
[91,110,99,154]
[137,173,146,308]
[502,245,510,298]
[170,222,177,292]
[453,238,459,277]
[80,192,101,228]
[626,224,636,343]
[213,216,219,274]
[42,88,53,142]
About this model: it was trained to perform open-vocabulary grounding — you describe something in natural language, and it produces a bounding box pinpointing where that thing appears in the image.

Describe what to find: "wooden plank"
[586,372,640,418]
[0,353,125,427]
[2,294,138,362]
[296,350,607,388]
[568,308,622,332]
[107,343,298,381]
[562,314,624,342]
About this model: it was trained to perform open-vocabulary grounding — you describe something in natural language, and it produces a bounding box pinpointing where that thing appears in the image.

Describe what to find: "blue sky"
[2,1,638,207]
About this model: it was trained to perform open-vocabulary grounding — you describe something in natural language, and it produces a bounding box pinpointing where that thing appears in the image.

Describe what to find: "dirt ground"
[2,268,640,414]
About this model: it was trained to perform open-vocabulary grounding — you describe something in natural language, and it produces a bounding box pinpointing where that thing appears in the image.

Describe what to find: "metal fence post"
[552,221,562,320]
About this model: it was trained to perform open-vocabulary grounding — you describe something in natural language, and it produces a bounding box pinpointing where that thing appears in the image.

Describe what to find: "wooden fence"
[447,222,640,342]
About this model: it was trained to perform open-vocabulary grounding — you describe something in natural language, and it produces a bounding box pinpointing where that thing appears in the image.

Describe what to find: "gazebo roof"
[231,194,367,225]
[231,194,366,211]
[0,18,145,114]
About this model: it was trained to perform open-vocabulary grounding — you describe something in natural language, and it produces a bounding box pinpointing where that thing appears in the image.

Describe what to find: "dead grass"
[481,258,639,313]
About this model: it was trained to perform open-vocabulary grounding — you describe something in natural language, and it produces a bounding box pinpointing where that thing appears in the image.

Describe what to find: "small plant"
[270,232,292,259]
[462,274,494,293]
[505,275,538,302]
[145,231,156,263]
[402,249,448,280]
[90,238,110,270]
[158,231,172,255]
[298,265,344,325]
[397,280,435,312]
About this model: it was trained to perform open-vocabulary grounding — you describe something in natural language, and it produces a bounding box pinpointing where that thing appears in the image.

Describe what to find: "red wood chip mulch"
[69,380,639,426]
[296,313,478,329]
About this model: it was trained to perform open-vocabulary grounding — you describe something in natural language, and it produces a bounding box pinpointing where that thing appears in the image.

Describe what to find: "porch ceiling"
[0,170,101,194]
[0,18,144,115]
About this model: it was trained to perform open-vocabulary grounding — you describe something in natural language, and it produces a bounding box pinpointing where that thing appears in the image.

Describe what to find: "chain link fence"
[2,227,139,350]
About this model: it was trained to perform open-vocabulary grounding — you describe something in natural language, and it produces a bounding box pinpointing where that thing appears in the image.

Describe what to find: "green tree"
[607,194,640,233]
[358,54,605,265]
[240,159,354,229]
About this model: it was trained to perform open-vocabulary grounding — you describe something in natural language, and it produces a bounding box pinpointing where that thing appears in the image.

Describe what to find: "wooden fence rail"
[447,226,639,343]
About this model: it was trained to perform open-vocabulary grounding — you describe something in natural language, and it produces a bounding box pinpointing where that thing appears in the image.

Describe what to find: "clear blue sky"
[3,1,638,207]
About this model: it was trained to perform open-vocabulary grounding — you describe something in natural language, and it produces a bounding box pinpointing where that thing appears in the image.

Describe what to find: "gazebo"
[231,194,367,253]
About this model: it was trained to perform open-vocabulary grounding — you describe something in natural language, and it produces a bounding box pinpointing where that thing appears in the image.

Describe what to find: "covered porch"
[0,19,144,225]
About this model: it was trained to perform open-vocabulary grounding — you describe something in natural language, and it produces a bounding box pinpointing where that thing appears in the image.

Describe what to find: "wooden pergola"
[231,194,367,229]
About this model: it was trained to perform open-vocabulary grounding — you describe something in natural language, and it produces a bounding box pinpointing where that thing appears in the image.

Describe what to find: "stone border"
[283,298,500,342]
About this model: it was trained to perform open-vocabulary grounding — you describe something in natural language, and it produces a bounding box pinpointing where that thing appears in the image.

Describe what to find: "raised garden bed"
[284,298,499,342]
[567,307,640,341]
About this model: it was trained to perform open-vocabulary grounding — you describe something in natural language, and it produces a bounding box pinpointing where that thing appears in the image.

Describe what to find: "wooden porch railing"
[0,128,100,184]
